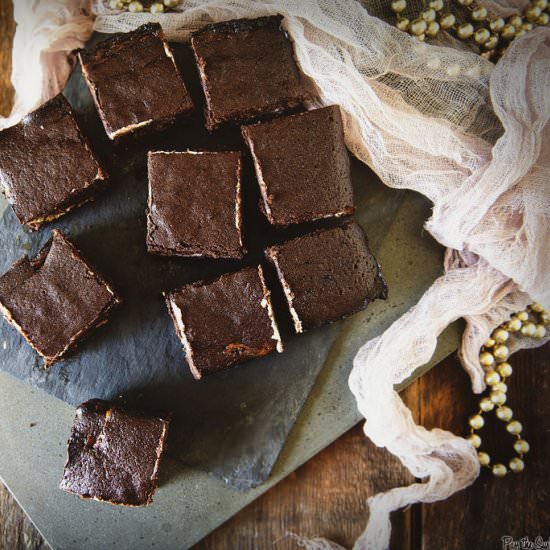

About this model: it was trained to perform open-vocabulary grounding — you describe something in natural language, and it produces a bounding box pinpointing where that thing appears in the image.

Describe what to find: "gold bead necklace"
[467,303,548,477]
[392,0,550,61]
[108,0,180,13]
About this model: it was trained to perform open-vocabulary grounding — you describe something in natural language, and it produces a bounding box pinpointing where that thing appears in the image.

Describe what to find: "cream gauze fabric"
[2,1,549,549]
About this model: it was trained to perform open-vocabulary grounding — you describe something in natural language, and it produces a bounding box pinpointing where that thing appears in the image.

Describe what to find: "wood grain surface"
[0,2,548,548]
[0,0,14,118]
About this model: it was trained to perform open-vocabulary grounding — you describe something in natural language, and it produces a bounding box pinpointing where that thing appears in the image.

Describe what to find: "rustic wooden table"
[0,3,548,548]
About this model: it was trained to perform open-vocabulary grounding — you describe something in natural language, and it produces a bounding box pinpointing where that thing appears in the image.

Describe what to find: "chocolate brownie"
[78,23,194,140]
[266,221,387,333]
[146,151,244,259]
[0,94,107,230]
[59,399,170,506]
[191,15,310,130]
[165,265,282,379]
[0,230,121,367]
[242,105,355,227]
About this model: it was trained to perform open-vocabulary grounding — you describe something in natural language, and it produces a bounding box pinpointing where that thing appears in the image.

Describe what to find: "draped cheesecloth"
[2,1,549,548]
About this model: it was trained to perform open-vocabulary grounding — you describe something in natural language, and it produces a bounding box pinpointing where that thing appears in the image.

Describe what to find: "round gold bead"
[467,433,482,448]
[469,414,485,429]
[426,21,441,36]
[128,1,144,12]
[415,33,427,41]
[521,22,534,31]
[509,457,525,473]
[493,344,509,361]
[473,27,490,43]
[490,390,507,405]
[480,396,495,412]
[517,310,529,321]
[516,28,527,37]
[397,17,411,30]
[530,302,544,313]
[410,18,428,35]
[509,15,524,28]
[109,0,124,8]
[537,12,550,25]
[457,0,474,6]
[541,311,550,324]
[506,420,523,435]
[489,17,506,32]
[521,322,536,336]
[493,328,509,343]
[391,0,407,13]
[484,34,499,49]
[422,8,437,21]
[484,369,501,386]
[149,2,165,12]
[480,351,495,367]
[534,0,548,9]
[496,406,513,422]
[507,316,522,331]
[493,382,508,393]
[478,451,491,466]
[429,0,445,11]
[440,13,456,28]
[497,362,513,378]
[484,337,496,348]
[526,6,542,21]
[492,463,507,477]
[471,5,489,21]
[514,439,530,454]
[480,51,494,60]
[163,0,180,7]
[534,324,547,338]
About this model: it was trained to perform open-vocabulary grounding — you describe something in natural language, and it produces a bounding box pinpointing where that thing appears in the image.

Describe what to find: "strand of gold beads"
[108,0,180,13]
[391,0,550,61]
[466,303,548,477]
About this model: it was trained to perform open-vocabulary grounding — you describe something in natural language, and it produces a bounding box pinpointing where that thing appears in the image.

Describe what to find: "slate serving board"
[0,37,406,490]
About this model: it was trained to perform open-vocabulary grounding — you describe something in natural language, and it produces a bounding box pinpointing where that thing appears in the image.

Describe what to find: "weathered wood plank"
[420,346,550,550]
[0,0,15,117]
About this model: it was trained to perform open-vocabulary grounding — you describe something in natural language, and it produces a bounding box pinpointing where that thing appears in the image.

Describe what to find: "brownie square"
[59,399,170,506]
[78,23,194,140]
[0,230,121,367]
[0,94,107,229]
[242,105,355,227]
[266,222,387,333]
[165,265,282,379]
[191,15,310,130]
[146,151,244,259]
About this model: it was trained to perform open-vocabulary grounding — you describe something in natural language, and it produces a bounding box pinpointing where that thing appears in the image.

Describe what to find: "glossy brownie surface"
[0,94,105,228]
[59,399,170,506]
[78,23,193,139]
[242,105,355,226]
[266,221,387,332]
[191,15,309,130]
[0,230,120,366]
[165,265,281,379]
[146,151,244,259]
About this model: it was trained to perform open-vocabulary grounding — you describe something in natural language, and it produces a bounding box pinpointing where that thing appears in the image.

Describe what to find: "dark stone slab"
[0,37,403,490]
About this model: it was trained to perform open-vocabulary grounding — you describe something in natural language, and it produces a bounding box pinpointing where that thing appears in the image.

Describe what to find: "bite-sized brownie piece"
[78,23,193,140]
[59,399,170,506]
[266,221,387,333]
[165,265,282,379]
[146,151,244,259]
[0,230,121,367]
[191,15,310,130]
[0,94,107,230]
[242,105,355,227]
